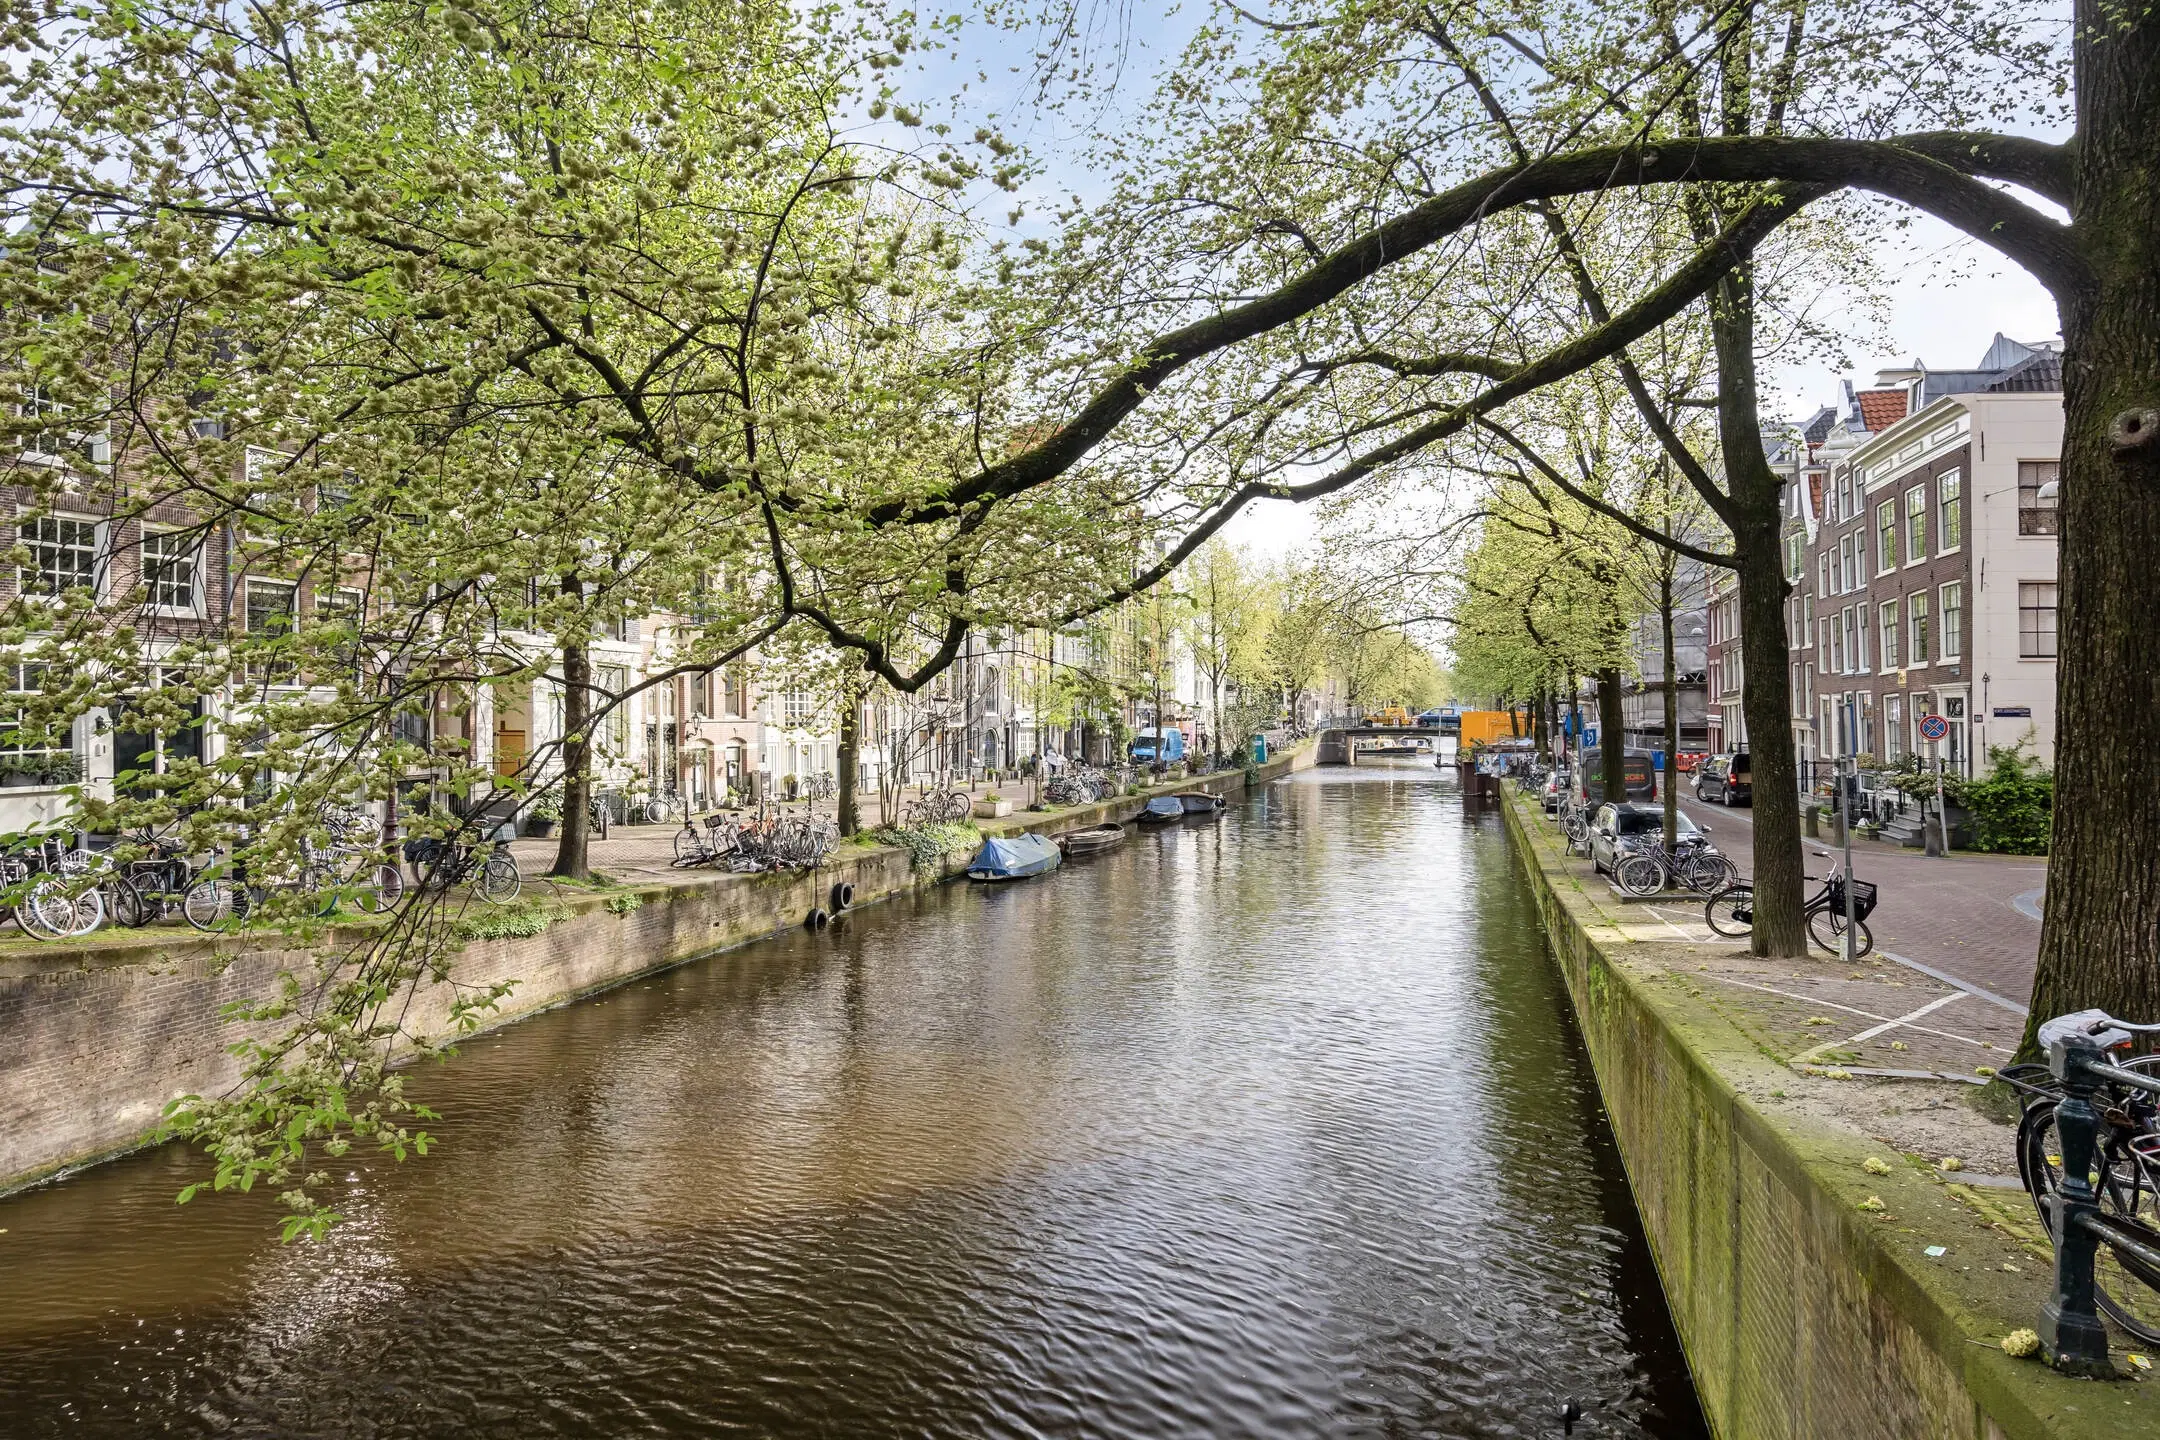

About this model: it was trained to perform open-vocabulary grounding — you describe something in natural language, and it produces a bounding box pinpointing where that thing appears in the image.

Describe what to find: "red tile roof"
[1855,388,1909,433]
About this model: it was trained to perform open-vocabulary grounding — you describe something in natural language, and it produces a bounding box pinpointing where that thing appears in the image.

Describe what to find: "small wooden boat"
[1058,822,1127,856]
[965,832,1063,881]
[1173,790,1227,816]
[1137,795,1184,824]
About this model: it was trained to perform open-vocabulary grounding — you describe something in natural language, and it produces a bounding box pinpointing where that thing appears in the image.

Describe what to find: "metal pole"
[1841,751,1857,966]
[2040,1037,2116,1374]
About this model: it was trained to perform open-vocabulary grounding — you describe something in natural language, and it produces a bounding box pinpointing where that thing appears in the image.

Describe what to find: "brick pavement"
[1673,794,2044,1013]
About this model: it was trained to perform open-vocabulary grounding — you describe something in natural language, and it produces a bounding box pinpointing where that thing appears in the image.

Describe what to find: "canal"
[0,761,1706,1438]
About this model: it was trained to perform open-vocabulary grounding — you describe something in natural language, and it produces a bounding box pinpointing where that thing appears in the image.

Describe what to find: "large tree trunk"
[836,675,862,835]
[1596,667,1626,803]
[1662,572,1680,849]
[2029,1,2160,1042]
[550,620,591,882]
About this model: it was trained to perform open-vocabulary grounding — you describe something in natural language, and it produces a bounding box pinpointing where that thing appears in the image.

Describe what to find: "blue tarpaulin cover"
[1140,795,1184,821]
[966,832,1063,880]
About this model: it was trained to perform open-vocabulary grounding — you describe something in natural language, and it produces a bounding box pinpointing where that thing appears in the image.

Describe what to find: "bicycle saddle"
[2038,1008,2137,1054]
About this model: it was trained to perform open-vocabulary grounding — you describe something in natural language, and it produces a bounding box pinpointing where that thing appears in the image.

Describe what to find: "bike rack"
[2037,1011,2160,1375]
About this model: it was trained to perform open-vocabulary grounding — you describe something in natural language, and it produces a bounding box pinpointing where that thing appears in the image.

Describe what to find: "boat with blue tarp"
[964,832,1063,881]
[1137,795,1184,824]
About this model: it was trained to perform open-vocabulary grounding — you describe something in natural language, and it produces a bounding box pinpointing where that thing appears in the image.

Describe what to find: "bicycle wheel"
[2019,1085,2160,1344]
[182,877,232,931]
[1682,853,1740,894]
[1807,907,1876,957]
[476,854,522,903]
[1615,854,1666,897]
[355,863,405,914]
[943,792,972,822]
[672,827,705,866]
[107,875,151,928]
[1704,884,1756,937]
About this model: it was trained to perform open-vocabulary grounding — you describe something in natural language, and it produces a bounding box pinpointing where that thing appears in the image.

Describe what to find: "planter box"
[526,818,558,839]
[973,799,1012,819]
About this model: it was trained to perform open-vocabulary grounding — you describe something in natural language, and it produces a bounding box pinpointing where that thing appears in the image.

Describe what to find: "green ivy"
[871,821,978,869]
[1942,740,2052,855]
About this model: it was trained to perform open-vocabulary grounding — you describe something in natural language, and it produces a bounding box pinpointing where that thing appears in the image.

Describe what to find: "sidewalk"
[1674,794,2043,1013]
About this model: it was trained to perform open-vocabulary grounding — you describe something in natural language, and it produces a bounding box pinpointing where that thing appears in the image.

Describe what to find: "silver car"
[1588,802,1700,876]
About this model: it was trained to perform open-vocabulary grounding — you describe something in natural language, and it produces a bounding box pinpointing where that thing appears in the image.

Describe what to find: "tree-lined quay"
[0,0,2155,1407]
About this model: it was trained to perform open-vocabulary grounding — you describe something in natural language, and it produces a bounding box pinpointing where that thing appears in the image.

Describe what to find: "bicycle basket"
[1826,877,1879,922]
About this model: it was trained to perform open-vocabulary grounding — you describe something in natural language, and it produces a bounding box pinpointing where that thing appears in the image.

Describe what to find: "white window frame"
[18,513,104,599]
[1939,581,1964,661]
[2019,582,2058,660]
[1905,486,1928,566]
[1878,598,1899,672]
[141,528,205,617]
[1876,498,1898,574]
[243,577,301,687]
[1937,469,1963,554]
[1908,591,1930,667]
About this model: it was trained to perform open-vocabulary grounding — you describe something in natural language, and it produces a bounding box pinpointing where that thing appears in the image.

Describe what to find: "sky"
[913,3,2067,559]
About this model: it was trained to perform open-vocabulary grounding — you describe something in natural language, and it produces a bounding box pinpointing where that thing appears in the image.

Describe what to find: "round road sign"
[1918,713,1951,741]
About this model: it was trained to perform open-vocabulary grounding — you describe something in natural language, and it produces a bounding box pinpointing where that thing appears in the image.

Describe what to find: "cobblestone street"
[1674,794,2043,1015]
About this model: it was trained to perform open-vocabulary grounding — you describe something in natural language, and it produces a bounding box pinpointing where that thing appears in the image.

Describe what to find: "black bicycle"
[1704,851,1876,955]
[2001,1011,2160,1344]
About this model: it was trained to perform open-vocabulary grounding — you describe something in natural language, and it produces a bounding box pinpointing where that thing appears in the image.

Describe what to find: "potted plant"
[973,791,1013,819]
[782,772,798,801]
[527,795,563,838]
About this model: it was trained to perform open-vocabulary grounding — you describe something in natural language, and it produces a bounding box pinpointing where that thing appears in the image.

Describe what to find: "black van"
[1576,748,1657,803]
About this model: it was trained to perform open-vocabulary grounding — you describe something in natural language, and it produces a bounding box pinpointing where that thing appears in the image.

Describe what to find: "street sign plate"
[1918,713,1951,741]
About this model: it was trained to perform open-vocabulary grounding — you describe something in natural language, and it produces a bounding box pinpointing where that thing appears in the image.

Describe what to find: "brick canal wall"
[0,746,1316,1194]
[1496,793,2143,1440]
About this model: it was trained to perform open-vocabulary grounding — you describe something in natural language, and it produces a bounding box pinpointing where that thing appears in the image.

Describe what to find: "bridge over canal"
[1315,726,1450,765]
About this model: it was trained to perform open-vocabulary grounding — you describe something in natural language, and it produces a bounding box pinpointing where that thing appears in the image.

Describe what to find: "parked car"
[1589,802,1701,876]
[1541,769,1570,815]
[1576,748,1657,803]
[1694,751,1752,805]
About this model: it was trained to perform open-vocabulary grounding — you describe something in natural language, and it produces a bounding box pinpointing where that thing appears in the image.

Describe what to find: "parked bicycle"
[902,787,971,825]
[642,785,687,825]
[104,829,199,928]
[1703,850,1876,954]
[1614,831,1739,897]
[1,835,107,939]
[403,834,522,903]
[587,788,613,842]
[2000,1010,2160,1345]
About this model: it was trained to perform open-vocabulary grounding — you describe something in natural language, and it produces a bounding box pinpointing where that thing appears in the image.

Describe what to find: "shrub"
[871,820,978,869]
[1943,739,2052,855]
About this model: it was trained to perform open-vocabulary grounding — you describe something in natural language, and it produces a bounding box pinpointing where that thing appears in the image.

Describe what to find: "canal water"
[0,761,1706,1438]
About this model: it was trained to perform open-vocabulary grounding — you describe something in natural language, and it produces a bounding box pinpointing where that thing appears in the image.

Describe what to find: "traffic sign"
[1918,713,1951,741]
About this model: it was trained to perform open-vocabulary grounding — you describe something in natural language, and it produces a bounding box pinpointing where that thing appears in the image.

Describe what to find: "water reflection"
[0,760,1704,1438]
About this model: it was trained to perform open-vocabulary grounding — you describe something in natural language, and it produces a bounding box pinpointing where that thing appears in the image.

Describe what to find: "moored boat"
[965,832,1064,881]
[1137,795,1184,824]
[1058,822,1127,856]
[1173,790,1226,816]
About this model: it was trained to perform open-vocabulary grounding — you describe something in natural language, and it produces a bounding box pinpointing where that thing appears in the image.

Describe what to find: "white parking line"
[1712,977,1991,1048]
[1846,990,1964,1045]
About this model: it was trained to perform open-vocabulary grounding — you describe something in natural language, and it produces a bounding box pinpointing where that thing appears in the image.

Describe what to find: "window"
[141,530,201,613]
[2019,582,2058,658]
[0,662,70,773]
[1818,554,1830,603]
[593,663,630,756]
[1940,582,1963,661]
[317,584,362,620]
[1838,536,1853,593]
[189,416,227,441]
[18,386,67,461]
[782,689,812,726]
[1857,604,1870,672]
[1879,598,1899,670]
[1876,499,1898,573]
[1785,531,1803,579]
[2019,460,2060,536]
[1817,618,1828,670]
[1838,471,1854,521]
[1909,592,1930,665]
[1906,486,1927,562]
[1884,694,1904,761]
[20,515,99,597]
[244,578,298,684]
[1937,469,1963,551]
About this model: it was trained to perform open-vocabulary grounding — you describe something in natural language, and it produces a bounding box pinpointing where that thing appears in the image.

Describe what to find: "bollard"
[2039,1031,2115,1375]
[1804,806,1819,839]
